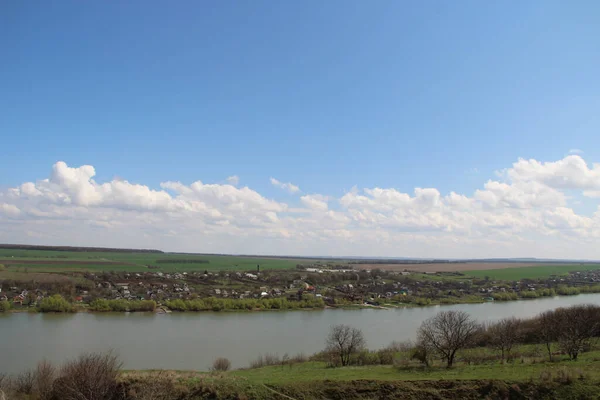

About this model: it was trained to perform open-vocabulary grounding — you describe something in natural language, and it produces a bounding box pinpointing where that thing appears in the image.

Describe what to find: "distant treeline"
[155,259,209,264]
[0,244,163,254]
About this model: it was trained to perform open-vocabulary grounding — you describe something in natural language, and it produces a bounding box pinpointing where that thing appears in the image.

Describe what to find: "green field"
[232,358,600,385]
[0,248,334,272]
[465,264,600,280]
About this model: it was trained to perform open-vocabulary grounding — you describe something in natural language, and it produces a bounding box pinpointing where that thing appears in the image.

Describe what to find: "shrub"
[35,360,56,400]
[38,295,74,313]
[377,348,395,365]
[520,290,539,299]
[556,286,579,296]
[51,352,121,400]
[90,299,157,312]
[492,292,518,301]
[14,369,36,394]
[0,300,10,312]
[211,357,231,372]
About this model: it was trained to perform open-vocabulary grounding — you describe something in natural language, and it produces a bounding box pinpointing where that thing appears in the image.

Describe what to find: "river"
[1,294,599,374]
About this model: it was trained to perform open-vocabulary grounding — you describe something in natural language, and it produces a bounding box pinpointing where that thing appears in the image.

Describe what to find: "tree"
[535,310,558,361]
[488,317,522,362]
[326,324,366,366]
[555,305,600,360]
[211,357,231,372]
[417,310,480,368]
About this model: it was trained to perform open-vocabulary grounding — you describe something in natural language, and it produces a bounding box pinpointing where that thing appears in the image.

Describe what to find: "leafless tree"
[417,310,480,368]
[536,310,558,361]
[326,324,366,366]
[211,357,231,372]
[488,317,523,362]
[555,305,600,360]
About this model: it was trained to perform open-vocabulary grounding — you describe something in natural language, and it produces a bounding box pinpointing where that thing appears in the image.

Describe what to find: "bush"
[165,297,325,312]
[14,369,36,394]
[38,295,74,313]
[35,360,56,400]
[52,352,121,400]
[0,300,11,312]
[89,299,156,312]
[211,357,231,372]
[520,290,539,299]
[492,292,518,301]
[556,286,580,296]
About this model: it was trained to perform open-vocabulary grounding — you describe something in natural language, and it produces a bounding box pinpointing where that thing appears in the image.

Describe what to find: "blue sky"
[1,1,600,257]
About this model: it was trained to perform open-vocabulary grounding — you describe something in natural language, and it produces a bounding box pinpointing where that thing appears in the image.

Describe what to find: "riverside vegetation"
[3,305,600,399]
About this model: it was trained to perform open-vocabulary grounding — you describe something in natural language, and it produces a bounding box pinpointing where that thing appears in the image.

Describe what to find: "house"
[260,291,269,297]
[13,294,24,305]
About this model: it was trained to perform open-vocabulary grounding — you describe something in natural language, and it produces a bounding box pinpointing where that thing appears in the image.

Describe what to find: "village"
[3,263,600,311]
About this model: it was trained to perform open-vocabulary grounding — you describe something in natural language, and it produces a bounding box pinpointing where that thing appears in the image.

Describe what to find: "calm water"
[1,294,599,374]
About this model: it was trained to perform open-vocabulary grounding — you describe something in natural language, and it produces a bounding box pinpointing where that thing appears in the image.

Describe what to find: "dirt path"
[262,384,299,400]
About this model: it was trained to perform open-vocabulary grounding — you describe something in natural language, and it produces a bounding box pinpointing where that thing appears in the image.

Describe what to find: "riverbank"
[2,291,597,314]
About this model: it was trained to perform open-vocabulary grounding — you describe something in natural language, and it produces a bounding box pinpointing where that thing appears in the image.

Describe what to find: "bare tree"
[488,317,523,362]
[536,310,558,361]
[211,357,231,372]
[326,324,366,366]
[417,310,480,368]
[555,305,600,361]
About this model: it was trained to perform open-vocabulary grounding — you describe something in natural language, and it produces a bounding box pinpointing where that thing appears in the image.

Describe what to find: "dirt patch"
[0,271,74,283]
[359,262,574,273]
[0,259,137,266]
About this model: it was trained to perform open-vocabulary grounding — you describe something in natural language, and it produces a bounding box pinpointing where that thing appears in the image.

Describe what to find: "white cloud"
[584,191,600,198]
[300,194,329,211]
[569,149,584,155]
[226,175,239,185]
[270,177,300,194]
[506,156,600,190]
[2,154,600,259]
[0,203,21,217]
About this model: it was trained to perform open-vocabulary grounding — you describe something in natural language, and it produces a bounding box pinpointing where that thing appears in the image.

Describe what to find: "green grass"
[232,352,600,385]
[0,249,338,272]
[466,264,600,280]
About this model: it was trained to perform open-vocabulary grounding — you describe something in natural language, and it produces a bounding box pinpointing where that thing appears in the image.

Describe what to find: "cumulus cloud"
[270,177,300,194]
[2,155,600,259]
[506,156,600,191]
